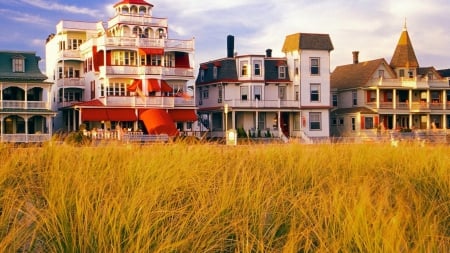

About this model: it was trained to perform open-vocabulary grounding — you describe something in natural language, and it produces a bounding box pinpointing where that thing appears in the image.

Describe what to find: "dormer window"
[279,66,286,79]
[408,69,414,78]
[240,60,249,77]
[12,57,25,73]
[399,69,405,77]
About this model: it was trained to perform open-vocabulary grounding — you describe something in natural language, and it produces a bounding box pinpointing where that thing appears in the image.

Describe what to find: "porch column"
[427,114,431,130]
[408,89,413,109]
[444,90,447,110]
[393,88,397,109]
[409,114,413,129]
[72,110,77,131]
[232,110,235,130]
[376,88,380,109]
[393,114,397,130]
[48,116,53,136]
[255,111,259,131]
[25,116,29,143]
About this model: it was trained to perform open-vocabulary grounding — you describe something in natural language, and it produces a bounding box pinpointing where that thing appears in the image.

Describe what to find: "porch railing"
[1,134,52,143]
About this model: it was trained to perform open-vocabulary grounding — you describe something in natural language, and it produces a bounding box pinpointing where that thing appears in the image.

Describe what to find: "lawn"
[0,142,449,252]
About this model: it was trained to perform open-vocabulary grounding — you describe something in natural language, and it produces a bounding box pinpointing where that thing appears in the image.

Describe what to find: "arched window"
[139,6,147,15]
[130,6,138,14]
[133,26,143,37]
[4,116,25,134]
[122,6,129,14]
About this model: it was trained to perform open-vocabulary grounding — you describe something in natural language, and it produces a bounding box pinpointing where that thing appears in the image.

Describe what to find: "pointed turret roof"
[389,24,419,68]
[114,0,153,7]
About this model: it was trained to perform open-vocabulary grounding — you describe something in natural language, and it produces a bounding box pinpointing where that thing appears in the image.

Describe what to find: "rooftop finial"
[403,18,407,31]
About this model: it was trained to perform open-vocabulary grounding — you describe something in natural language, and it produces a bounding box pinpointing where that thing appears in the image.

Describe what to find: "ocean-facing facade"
[330,25,450,139]
[195,34,334,142]
[45,0,197,139]
[0,51,55,143]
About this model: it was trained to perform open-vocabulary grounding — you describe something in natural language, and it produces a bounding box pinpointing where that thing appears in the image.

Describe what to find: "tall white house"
[195,33,334,142]
[46,0,197,138]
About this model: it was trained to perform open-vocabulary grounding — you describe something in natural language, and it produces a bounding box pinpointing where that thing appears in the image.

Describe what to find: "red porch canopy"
[168,109,197,122]
[127,79,142,92]
[147,79,161,92]
[81,108,137,121]
[160,80,174,93]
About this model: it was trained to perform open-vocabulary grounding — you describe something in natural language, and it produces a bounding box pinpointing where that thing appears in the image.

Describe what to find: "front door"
[280,112,289,137]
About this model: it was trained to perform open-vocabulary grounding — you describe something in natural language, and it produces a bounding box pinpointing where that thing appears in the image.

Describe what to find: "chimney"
[227,35,234,58]
[352,51,359,64]
[266,49,272,57]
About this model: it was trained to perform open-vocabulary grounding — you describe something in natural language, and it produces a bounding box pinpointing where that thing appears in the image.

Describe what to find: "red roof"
[114,0,153,7]
[73,99,104,107]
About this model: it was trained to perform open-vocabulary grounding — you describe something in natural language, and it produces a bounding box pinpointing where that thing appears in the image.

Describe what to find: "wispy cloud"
[19,0,103,18]
[0,8,50,26]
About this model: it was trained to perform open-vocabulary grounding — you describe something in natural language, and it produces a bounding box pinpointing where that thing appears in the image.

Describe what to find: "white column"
[393,89,397,109]
[376,88,380,109]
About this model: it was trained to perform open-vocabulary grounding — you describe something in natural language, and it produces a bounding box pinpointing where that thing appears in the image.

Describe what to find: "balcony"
[108,15,168,29]
[225,99,300,108]
[95,36,194,52]
[56,78,85,88]
[1,100,49,110]
[99,66,193,78]
[369,77,449,88]
[100,95,195,108]
[57,50,81,60]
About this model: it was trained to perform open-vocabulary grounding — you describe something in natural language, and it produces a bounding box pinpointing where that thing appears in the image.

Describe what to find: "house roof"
[282,33,334,52]
[389,28,419,68]
[437,68,450,77]
[114,0,153,7]
[0,51,47,82]
[331,58,389,89]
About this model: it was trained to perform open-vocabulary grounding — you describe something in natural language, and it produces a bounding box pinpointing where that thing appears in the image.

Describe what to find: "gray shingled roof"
[331,58,390,89]
[437,68,450,77]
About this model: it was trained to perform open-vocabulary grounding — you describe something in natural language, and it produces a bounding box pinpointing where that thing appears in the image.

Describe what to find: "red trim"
[81,108,137,121]
[139,48,164,55]
[160,80,173,93]
[81,108,108,121]
[147,79,161,92]
[168,109,197,122]
[114,0,153,7]
[127,79,142,92]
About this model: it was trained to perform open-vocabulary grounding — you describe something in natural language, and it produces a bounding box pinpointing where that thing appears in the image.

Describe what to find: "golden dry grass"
[0,142,449,252]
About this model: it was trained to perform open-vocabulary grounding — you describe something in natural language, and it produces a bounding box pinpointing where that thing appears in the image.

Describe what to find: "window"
[352,91,357,106]
[213,66,218,79]
[368,90,376,102]
[408,69,414,78]
[278,86,286,100]
[113,51,137,66]
[427,72,433,80]
[241,86,248,100]
[386,91,393,102]
[254,86,262,100]
[254,60,262,76]
[294,59,299,75]
[258,112,266,130]
[240,61,249,77]
[202,88,209,99]
[295,86,300,101]
[310,58,320,75]
[339,117,344,125]
[100,83,105,97]
[293,113,300,130]
[431,91,440,102]
[200,70,205,82]
[68,39,83,50]
[399,69,405,77]
[331,118,337,126]
[378,70,384,78]
[279,66,286,79]
[218,84,222,103]
[351,117,356,131]
[332,94,338,106]
[12,57,25,72]
[309,112,321,130]
[364,117,374,129]
[310,83,320,102]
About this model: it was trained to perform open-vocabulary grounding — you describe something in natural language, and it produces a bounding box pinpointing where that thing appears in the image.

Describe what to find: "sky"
[0,0,449,73]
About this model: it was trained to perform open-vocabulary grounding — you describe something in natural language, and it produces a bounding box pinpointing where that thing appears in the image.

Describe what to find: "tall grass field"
[0,142,448,252]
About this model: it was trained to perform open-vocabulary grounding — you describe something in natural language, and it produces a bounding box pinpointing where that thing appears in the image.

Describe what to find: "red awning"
[107,108,137,121]
[147,79,161,92]
[168,109,197,122]
[127,79,142,92]
[160,80,174,93]
[213,61,222,67]
[139,109,178,136]
[81,108,108,121]
[200,64,208,70]
[81,108,137,122]
[139,48,164,55]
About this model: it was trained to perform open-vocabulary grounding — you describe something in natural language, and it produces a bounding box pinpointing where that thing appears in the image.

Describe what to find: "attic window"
[12,57,25,73]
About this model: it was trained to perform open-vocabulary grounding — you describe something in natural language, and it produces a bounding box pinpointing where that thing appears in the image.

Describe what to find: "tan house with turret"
[330,24,450,138]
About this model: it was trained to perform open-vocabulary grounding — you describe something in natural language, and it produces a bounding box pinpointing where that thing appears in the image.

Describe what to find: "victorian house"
[46,0,197,138]
[0,51,55,143]
[330,25,450,138]
[195,33,333,141]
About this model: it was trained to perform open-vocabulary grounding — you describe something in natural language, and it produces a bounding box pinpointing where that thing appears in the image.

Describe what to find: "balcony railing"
[1,134,52,143]
[225,99,300,108]
[96,36,194,52]
[368,77,449,88]
[56,78,85,88]
[57,50,81,60]
[1,100,49,110]
[411,102,430,110]
[108,15,168,29]
[100,66,193,77]
[101,96,195,108]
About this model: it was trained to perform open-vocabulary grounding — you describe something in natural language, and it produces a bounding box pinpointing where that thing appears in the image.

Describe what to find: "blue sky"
[1,0,449,72]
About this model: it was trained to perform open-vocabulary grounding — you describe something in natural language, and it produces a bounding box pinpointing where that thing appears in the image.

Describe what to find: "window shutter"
[360,116,365,129]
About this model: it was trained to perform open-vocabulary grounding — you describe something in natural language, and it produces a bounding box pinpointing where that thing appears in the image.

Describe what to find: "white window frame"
[310,58,320,75]
[12,57,25,73]
[278,86,286,100]
[279,66,286,79]
[254,60,262,76]
[310,83,321,102]
[240,60,249,77]
[309,112,322,130]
